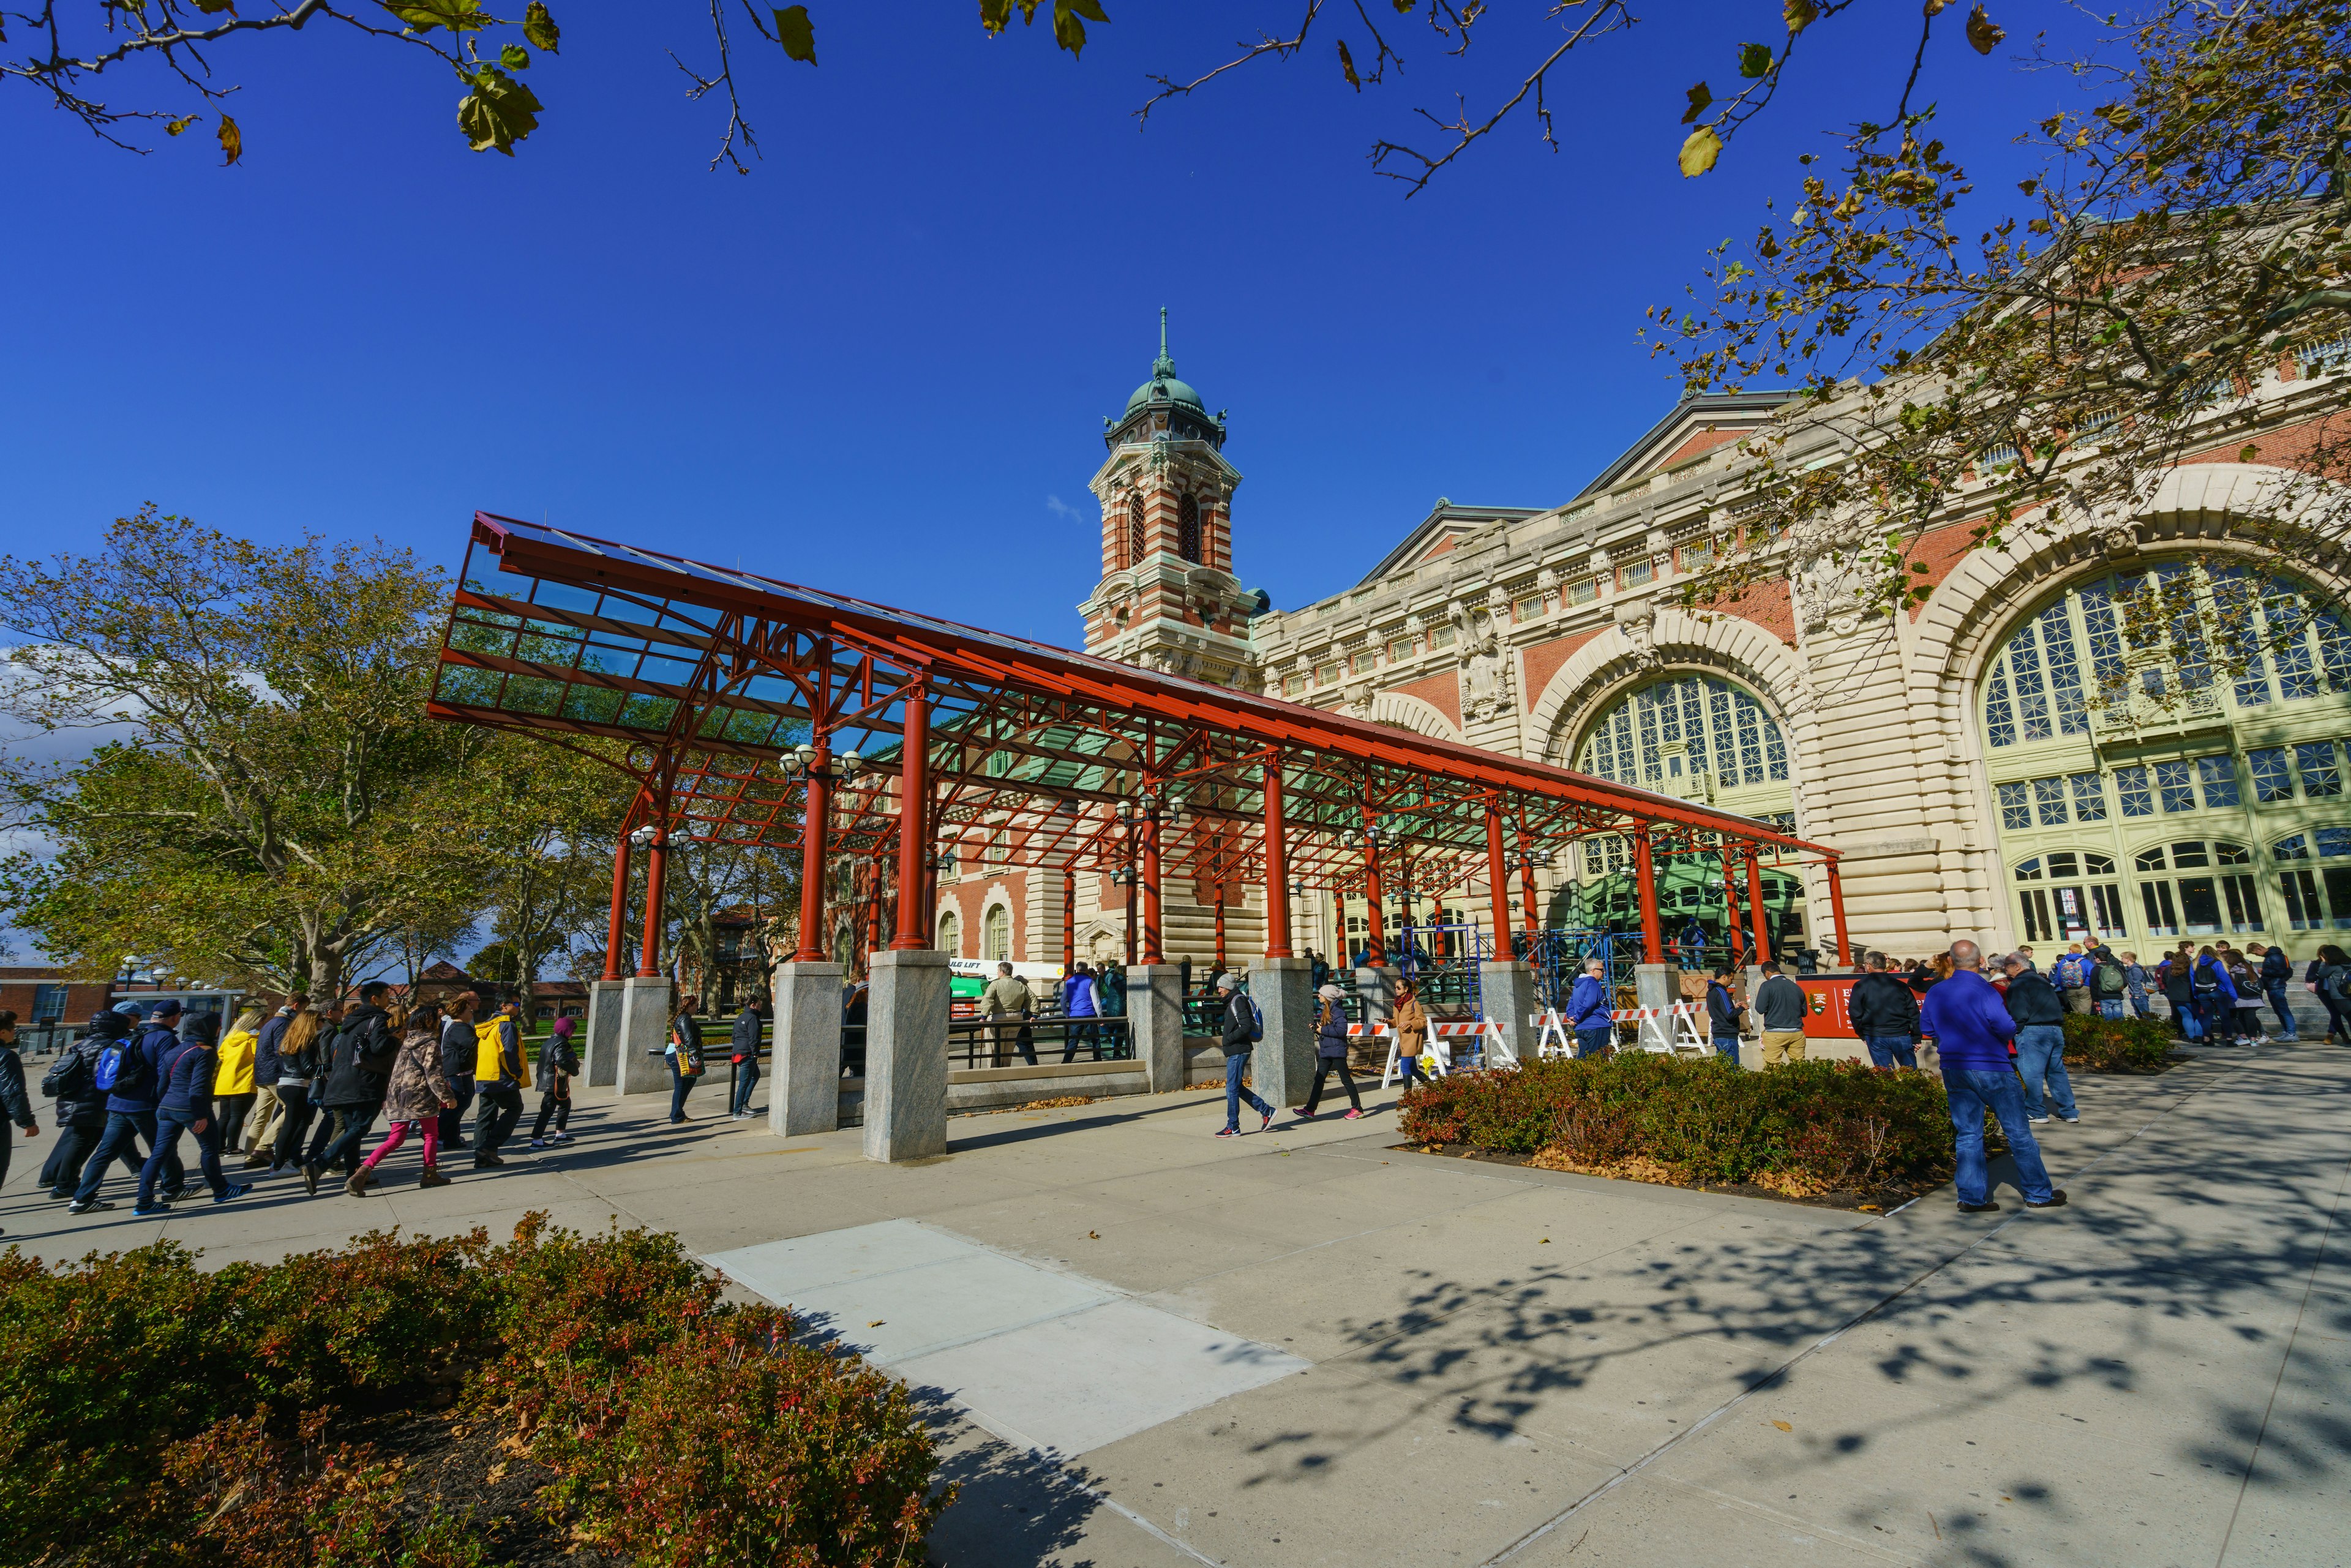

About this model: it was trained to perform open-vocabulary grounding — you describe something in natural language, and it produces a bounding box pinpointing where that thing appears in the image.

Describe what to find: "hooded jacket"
[105,1020,182,1116]
[0,1040,34,1131]
[317,1003,399,1109]
[43,1016,125,1129]
[155,1033,219,1117]
[1314,991,1350,1059]
[253,1008,294,1087]
[1566,973,1611,1029]
[383,1023,456,1123]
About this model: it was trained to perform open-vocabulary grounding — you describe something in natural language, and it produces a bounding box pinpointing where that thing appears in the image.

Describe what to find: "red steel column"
[1518,847,1541,944]
[637,822,668,978]
[1485,798,1515,961]
[1744,848,1771,965]
[890,683,931,950]
[1364,847,1387,961]
[1141,814,1164,965]
[791,755,830,963]
[1825,858,1853,967]
[602,828,633,981]
[867,866,885,967]
[1062,868,1076,970]
[1262,763,1294,958]
[1632,826,1663,966]
[1722,852,1742,966]
[1214,883,1228,968]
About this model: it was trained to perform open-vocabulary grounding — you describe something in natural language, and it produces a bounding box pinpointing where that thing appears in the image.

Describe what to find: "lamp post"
[776,743,862,964]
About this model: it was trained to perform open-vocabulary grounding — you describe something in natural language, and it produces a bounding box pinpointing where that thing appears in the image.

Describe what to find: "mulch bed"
[354,1407,631,1568]
[1395,1140,1949,1215]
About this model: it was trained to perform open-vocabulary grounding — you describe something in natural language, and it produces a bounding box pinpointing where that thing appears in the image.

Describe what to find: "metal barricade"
[946,1012,1131,1068]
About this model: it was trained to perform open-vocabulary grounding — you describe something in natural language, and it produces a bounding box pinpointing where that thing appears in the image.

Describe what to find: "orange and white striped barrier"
[1348,1016,1516,1086]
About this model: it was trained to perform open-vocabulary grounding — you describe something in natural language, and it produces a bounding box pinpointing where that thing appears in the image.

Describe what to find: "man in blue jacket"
[69,999,186,1214]
[1567,959,1613,1059]
[138,1012,250,1214]
[1919,940,2064,1214]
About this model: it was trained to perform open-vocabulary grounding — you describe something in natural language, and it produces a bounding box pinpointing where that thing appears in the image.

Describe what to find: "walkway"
[4,1043,2345,1567]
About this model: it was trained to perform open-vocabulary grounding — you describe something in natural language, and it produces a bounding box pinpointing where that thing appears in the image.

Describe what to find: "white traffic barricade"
[1350,1016,1515,1087]
[1607,1001,1709,1056]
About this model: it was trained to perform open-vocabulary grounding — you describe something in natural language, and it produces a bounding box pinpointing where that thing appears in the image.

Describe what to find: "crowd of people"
[10,981,589,1220]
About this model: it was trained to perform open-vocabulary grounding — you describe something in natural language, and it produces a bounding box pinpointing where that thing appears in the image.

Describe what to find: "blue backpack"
[93,1034,144,1096]
[1247,997,1264,1043]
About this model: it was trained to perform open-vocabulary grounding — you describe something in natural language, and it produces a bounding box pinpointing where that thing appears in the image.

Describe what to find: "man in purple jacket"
[1919,940,2065,1215]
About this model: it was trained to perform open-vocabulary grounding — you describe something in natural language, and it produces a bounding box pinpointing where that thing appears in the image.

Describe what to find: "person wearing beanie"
[70,999,187,1214]
[1292,982,1364,1122]
[1211,972,1275,1138]
[531,1014,579,1147]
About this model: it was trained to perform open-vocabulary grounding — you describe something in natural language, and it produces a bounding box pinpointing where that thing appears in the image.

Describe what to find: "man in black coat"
[42,1012,142,1198]
[1848,951,1924,1068]
[304,981,399,1194]
[729,995,765,1120]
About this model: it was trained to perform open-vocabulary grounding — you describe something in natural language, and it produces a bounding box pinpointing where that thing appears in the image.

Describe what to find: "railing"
[945,1014,1132,1068]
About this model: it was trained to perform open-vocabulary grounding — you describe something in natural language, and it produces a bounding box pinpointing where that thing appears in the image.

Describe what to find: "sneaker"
[2027,1116,2050,1124]
[1957,1200,2001,1214]
[1343,1108,1364,1120]
[2027,1191,2069,1209]
[1291,1109,1317,1122]
[530,1138,547,1149]
[158,1186,187,1202]
[2061,1115,2080,1123]
[214,1184,253,1205]
[68,1199,113,1215]
[133,1202,172,1217]
[1259,1112,1274,1132]
[551,1132,574,1145]
[1215,1127,1240,1138]
[301,1165,323,1197]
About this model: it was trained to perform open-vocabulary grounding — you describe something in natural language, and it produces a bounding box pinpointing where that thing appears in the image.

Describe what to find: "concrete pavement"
[3,1043,2345,1567]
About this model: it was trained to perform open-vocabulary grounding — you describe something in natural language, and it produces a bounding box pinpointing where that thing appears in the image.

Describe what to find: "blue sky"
[4,2,2103,645]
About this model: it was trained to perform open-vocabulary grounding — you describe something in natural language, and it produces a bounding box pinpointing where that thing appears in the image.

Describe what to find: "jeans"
[2263,983,2297,1038]
[1060,1019,1101,1064]
[316,1105,377,1173]
[1864,1034,1918,1070]
[730,1054,761,1114]
[1712,1035,1742,1067]
[1942,1065,2055,1206]
[1303,1056,1362,1115]
[1573,1026,1613,1060]
[438,1075,476,1149]
[74,1109,170,1204]
[2012,1023,2078,1120]
[140,1109,225,1205]
[48,1122,136,1196]
[476,1084,524,1152]
[667,1059,696,1123]
[2127,988,2152,1019]
[533,1082,571,1139]
[1222,1050,1273,1129]
[2098,999,2126,1021]
[2197,995,2235,1041]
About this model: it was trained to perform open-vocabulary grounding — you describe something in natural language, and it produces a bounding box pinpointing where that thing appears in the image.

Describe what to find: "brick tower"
[1079,310,1259,688]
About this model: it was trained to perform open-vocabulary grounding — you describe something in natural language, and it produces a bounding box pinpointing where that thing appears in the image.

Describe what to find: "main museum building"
[928,324,2351,972]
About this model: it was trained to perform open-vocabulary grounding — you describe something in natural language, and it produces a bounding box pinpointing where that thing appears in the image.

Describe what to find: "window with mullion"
[2298,741,2342,798]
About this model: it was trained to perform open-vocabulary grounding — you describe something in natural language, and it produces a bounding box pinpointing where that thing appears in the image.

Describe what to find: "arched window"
[936,909,961,956]
[1575,676,1790,798]
[1178,495,1201,564]
[983,904,1011,961]
[1127,494,1147,567]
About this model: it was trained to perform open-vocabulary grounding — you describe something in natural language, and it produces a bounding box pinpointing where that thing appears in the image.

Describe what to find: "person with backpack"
[350,1001,458,1195]
[1095,961,1128,1057]
[1568,958,1614,1059]
[474,996,530,1161]
[42,1012,135,1199]
[530,1015,579,1147]
[0,1011,39,1233]
[69,999,187,1214]
[1704,966,1744,1065]
[2219,945,2265,1043]
[2309,945,2350,1043]
[2253,942,2297,1040]
[2191,946,2242,1046]
[211,1008,263,1158]
[1292,982,1363,1121]
[137,1012,251,1214]
[1390,980,1433,1089]
[1059,964,1100,1063]
[1678,916,1708,972]
[2048,945,2092,1015]
[305,981,400,1196]
[1848,951,1922,1068]
[664,993,703,1125]
[728,994,766,1117]
[436,991,479,1153]
[266,1004,326,1172]
[1212,972,1276,1137]
[2084,940,2130,1021]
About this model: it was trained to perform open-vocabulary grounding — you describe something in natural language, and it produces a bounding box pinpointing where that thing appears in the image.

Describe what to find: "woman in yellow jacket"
[212,1008,264,1158]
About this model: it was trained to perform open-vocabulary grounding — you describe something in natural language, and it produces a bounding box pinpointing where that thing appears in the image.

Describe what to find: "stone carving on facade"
[2097,519,2141,558]
[1793,553,1866,634]
[1644,526,1671,559]
[1344,680,1374,717]
[1536,565,1559,593]
[1613,599,1663,674]
[1452,598,1515,721]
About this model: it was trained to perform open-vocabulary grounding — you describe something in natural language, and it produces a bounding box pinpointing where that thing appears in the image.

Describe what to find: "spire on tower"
[1153,305,1176,379]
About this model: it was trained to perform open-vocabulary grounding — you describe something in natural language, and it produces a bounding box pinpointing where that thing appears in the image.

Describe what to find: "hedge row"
[1398,1054,1955,1198]
[2062,1011,2178,1072]
[0,1217,949,1567]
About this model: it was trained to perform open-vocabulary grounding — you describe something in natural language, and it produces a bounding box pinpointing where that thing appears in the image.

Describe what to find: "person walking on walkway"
[2309,946,2350,1043]
[982,965,1035,1068]
[305,982,399,1196]
[2001,953,2079,1123]
[0,1011,39,1234]
[1752,962,1809,1066]
[1391,981,1434,1087]
[1059,964,1101,1063]
[531,1016,578,1146]
[473,996,528,1163]
[2254,942,2298,1040]
[351,1002,457,1195]
[69,999,185,1214]
[436,991,478,1153]
[1848,953,1922,1068]
[1212,973,1276,1137]
[1293,983,1363,1121]
[1704,967,1743,1065]
[1568,959,1613,1059]
[728,994,766,1117]
[666,994,705,1125]
[42,1011,133,1199]
[241,994,301,1165]
[267,1004,326,1172]
[211,1008,263,1158]
[1920,940,2063,1214]
[138,1012,250,1214]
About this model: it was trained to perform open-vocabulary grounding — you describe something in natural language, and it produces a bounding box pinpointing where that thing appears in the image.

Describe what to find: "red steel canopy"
[426,513,1847,972]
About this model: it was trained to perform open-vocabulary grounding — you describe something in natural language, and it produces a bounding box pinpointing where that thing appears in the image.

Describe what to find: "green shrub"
[1400,1054,1954,1196]
[2061,1011,2176,1072]
[0,1218,950,1568]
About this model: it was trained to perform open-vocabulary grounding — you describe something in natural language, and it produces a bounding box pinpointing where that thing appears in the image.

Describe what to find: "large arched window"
[1978,558,2351,945]
[1576,675,1790,800]
[983,903,1011,961]
[936,909,961,956]
[1178,495,1202,563]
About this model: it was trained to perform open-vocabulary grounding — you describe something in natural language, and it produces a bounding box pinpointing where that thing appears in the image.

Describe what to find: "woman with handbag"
[666,994,705,1125]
